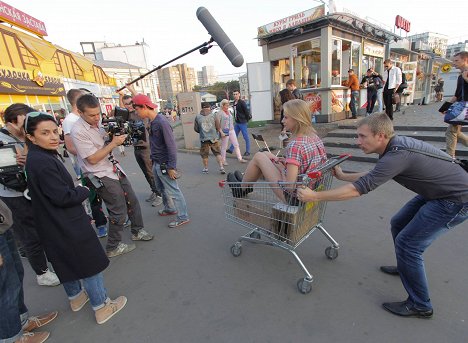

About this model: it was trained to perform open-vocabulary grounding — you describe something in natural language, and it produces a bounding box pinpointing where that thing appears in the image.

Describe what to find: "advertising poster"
[303,91,322,115]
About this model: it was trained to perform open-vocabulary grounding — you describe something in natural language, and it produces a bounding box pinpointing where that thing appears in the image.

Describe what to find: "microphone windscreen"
[196,7,244,68]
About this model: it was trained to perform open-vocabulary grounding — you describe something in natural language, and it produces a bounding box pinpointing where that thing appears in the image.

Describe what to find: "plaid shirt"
[284,135,327,175]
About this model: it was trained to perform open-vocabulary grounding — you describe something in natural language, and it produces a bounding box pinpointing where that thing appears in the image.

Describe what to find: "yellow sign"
[441,64,452,73]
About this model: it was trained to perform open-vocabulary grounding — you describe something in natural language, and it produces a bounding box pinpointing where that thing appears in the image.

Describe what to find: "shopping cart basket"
[219,155,350,294]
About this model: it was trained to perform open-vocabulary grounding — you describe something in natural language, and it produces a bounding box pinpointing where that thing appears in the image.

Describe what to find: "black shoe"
[382,301,433,319]
[243,152,250,157]
[227,173,252,198]
[234,170,243,182]
[226,149,233,154]
[380,266,399,275]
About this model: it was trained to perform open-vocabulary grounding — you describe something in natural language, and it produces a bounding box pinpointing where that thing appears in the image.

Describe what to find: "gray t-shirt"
[353,136,468,203]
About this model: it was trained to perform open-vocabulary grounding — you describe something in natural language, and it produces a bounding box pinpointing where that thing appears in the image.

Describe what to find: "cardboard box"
[233,193,272,230]
[271,202,321,245]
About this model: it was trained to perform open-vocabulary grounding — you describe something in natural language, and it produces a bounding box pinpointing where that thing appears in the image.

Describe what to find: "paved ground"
[22,132,468,342]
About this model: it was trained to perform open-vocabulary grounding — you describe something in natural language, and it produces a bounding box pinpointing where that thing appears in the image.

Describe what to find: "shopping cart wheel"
[230,243,242,257]
[249,231,261,240]
[325,246,339,260]
[297,278,312,294]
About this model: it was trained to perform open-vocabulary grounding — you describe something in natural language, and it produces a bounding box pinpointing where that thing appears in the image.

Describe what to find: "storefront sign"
[0,66,65,96]
[395,15,411,33]
[257,5,325,38]
[441,64,452,73]
[363,41,385,58]
[0,1,47,37]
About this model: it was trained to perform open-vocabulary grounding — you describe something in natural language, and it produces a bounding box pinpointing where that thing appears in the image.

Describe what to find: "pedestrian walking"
[382,59,402,120]
[347,69,360,119]
[227,90,251,157]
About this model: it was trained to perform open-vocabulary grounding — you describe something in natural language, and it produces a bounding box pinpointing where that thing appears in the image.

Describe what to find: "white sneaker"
[151,196,163,207]
[37,269,60,287]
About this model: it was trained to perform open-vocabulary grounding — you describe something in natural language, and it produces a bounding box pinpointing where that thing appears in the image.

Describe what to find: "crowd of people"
[0,52,467,342]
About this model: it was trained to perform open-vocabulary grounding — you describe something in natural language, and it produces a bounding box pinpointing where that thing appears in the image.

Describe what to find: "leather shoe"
[380,265,399,275]
[382,301,433,318]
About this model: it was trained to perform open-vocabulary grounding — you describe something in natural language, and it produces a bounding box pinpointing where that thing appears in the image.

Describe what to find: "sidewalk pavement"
[174,101,454,158]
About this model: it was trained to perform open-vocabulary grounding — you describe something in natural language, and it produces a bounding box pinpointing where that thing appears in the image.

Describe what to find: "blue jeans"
[153,164,189,221]
[229,122,250,154]
[390,195,468,310]
[376,88,384,112]
[349,91,359,116]
[0,230,28,343]
[62,273,108,310]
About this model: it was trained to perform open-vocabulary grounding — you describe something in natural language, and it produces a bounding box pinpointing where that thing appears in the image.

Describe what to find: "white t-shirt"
[62,112,80,135]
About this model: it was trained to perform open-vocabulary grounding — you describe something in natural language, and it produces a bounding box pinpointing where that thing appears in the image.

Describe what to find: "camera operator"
[119,85,162,207]
[0,103,60,287]
[71,94,154,258]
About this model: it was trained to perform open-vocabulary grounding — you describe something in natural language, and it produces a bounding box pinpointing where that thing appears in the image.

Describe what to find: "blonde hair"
[220,99,229,107]
[282,99,316,135]
[357,113,395,138]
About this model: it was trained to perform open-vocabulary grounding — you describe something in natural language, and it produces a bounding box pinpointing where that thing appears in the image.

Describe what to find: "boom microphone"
[196,7,244,68]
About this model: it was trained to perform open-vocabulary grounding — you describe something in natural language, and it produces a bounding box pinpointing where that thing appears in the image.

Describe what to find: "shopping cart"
[219,155,349,294]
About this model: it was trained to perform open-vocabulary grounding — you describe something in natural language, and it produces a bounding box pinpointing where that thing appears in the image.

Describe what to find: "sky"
[8,0,468,80]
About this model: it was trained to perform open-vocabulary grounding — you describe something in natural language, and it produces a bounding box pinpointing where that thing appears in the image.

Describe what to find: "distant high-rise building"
[157,63,197,104]
[446,40,468,59]
[407,32,449,56]
[202,65,217,86]
[197,71,204,86]
[80,40,159,102]
[239,73,249,100]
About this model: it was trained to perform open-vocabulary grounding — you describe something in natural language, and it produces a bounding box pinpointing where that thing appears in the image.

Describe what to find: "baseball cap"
[132,94,157,109]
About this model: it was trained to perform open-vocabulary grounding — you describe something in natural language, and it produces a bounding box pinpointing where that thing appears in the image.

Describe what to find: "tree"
[193,80,240,102]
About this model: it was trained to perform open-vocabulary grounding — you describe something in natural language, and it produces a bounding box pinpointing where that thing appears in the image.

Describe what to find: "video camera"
[102,107,146,146]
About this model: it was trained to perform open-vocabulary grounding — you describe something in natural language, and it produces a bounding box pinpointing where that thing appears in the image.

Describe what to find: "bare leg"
[242,152,285,200]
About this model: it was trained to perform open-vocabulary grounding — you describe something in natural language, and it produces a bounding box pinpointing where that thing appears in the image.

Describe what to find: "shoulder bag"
[444,84,468,125]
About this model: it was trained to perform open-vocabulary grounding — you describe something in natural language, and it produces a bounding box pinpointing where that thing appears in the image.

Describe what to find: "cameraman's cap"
[132,94,157,109]
[201,102,210,109]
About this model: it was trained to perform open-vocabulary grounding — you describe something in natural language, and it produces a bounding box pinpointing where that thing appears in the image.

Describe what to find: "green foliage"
[194,80,240,102]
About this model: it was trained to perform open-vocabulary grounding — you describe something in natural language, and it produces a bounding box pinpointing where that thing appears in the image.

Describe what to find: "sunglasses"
[123,101,133,106]
[24,111,55,132]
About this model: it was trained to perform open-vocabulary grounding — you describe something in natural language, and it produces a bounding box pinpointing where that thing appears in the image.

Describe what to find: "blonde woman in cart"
[218,99,247,165]
[227,99,327,202]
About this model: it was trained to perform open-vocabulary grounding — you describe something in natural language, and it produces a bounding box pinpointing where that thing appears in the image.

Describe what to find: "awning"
[391,48,419,55]
[0,24,57,60]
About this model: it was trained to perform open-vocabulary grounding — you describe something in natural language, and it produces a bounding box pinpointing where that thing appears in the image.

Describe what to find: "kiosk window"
[291,39,321,88]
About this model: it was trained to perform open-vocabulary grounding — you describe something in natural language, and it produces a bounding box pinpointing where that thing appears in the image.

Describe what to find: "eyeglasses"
[123,101,133,106]
[132,104,143,109]
[24,111,55,132]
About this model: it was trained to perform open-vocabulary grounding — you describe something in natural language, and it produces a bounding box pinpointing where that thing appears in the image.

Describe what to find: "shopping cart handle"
[307,171,322,179]
[219,180,226,188]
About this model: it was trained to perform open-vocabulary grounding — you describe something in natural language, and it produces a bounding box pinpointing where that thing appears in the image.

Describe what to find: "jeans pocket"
[443,201,468,229]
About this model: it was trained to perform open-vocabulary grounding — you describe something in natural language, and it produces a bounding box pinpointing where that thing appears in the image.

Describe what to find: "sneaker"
[226,149,233,154]
[16,331,50,343]
[70,290,89,312]
[106,242,136,258]
[131,229,154,241]
[151,196,163,207]
[223,161,229,166]
[37,270,60,287]
[202,168,209,174]
[243,152,250,157]
[239,159,248,163]
[146,192,157,202]
[95,296,127,325]
[23,311,58,332]
[158,209,177,216]
[219,167,226,174]
[168,219,190,228]
[97,225,108,238]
